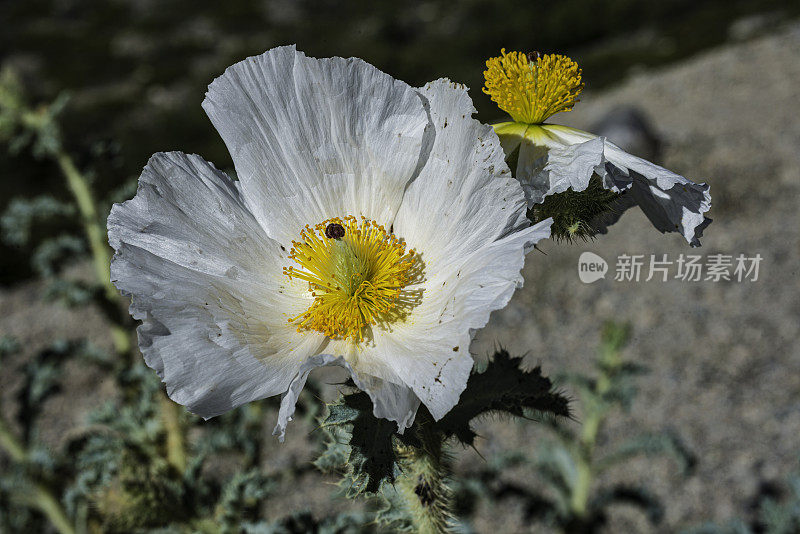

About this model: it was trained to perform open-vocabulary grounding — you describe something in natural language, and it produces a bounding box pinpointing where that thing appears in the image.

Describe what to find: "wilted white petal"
[544,125,711,245]
[202,45,429,245]
[109,152,325,418]
[599,144,712,246]
[541,136,607,198]
[498,123,711,245]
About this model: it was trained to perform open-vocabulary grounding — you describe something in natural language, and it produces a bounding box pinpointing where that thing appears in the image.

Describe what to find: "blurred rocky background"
[1,1,799,532]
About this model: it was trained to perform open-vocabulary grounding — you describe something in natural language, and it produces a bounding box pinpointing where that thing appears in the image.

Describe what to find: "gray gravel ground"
[1,21,799,534]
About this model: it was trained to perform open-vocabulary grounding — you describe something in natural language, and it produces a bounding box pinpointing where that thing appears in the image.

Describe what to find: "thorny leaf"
[436,349,571,446]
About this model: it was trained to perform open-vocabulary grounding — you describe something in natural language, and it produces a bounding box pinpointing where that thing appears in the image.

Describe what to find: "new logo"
[578,252,608,284]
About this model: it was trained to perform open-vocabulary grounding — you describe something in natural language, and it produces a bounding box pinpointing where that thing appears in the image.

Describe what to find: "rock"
[589,105,662,162]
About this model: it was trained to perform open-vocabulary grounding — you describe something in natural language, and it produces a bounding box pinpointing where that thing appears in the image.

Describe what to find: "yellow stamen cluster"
[483,49,583,124]
[284,216,416,342]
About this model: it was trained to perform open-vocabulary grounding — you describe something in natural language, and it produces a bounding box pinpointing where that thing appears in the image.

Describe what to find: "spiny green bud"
[529,175,623,243]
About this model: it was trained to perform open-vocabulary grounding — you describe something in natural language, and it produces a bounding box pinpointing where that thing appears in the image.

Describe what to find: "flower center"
[284,216,418,342]
[483,50,583,124]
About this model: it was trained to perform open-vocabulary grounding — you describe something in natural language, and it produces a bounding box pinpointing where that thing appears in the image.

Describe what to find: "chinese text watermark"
[578,253,762,283]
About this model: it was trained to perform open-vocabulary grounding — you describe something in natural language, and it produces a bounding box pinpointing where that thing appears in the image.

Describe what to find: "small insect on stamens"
[325,223,346,239]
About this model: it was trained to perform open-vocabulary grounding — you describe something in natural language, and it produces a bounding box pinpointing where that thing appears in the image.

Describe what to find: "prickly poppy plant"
[0,35,719,534]
[107,46,553,441]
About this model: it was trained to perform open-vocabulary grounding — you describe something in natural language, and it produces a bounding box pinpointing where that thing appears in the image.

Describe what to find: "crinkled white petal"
[370,218,551,421]
[272,352,420,441]
[499,123,712,246]
[379,79,552,419]
[108,152,326,418]
[202,45,430,246]
[395,81,534,268]
[274,80,551,429]
[541,136,607,198]
[597,140,712,247]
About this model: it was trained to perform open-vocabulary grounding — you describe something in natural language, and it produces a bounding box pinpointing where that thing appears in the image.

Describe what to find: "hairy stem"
[570,332,621,517]
[30,482,78,534]
[0,418,76,534]
[18,102,187,476]
[54,151,131,357]
[395,413,453,534]
[160,394,187,473]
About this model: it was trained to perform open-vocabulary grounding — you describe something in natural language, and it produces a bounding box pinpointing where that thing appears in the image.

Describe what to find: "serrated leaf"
[373,483,415,532]
[312,425,350,474]
[321,393,402,494]
[436,349,570,445]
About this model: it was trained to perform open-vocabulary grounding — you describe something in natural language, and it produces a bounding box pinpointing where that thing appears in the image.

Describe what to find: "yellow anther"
[285,216,418,342]
[483,49,583,124]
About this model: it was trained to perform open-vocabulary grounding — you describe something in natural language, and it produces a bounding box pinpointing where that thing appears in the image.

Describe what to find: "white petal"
[541,136,607,198]
[272,352,420,441]
[599,143,712,247]
[394,80,532,268]
[504,124,712,246]
[541,125,712,245]
[108,152,325,418]
[372,218,550,420]
[386,79,552,419]
[202,45,430,245]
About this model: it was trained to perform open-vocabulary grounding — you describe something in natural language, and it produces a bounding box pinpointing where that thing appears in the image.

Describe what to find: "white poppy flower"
[108,46,551,440]
[483,50,711,246]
